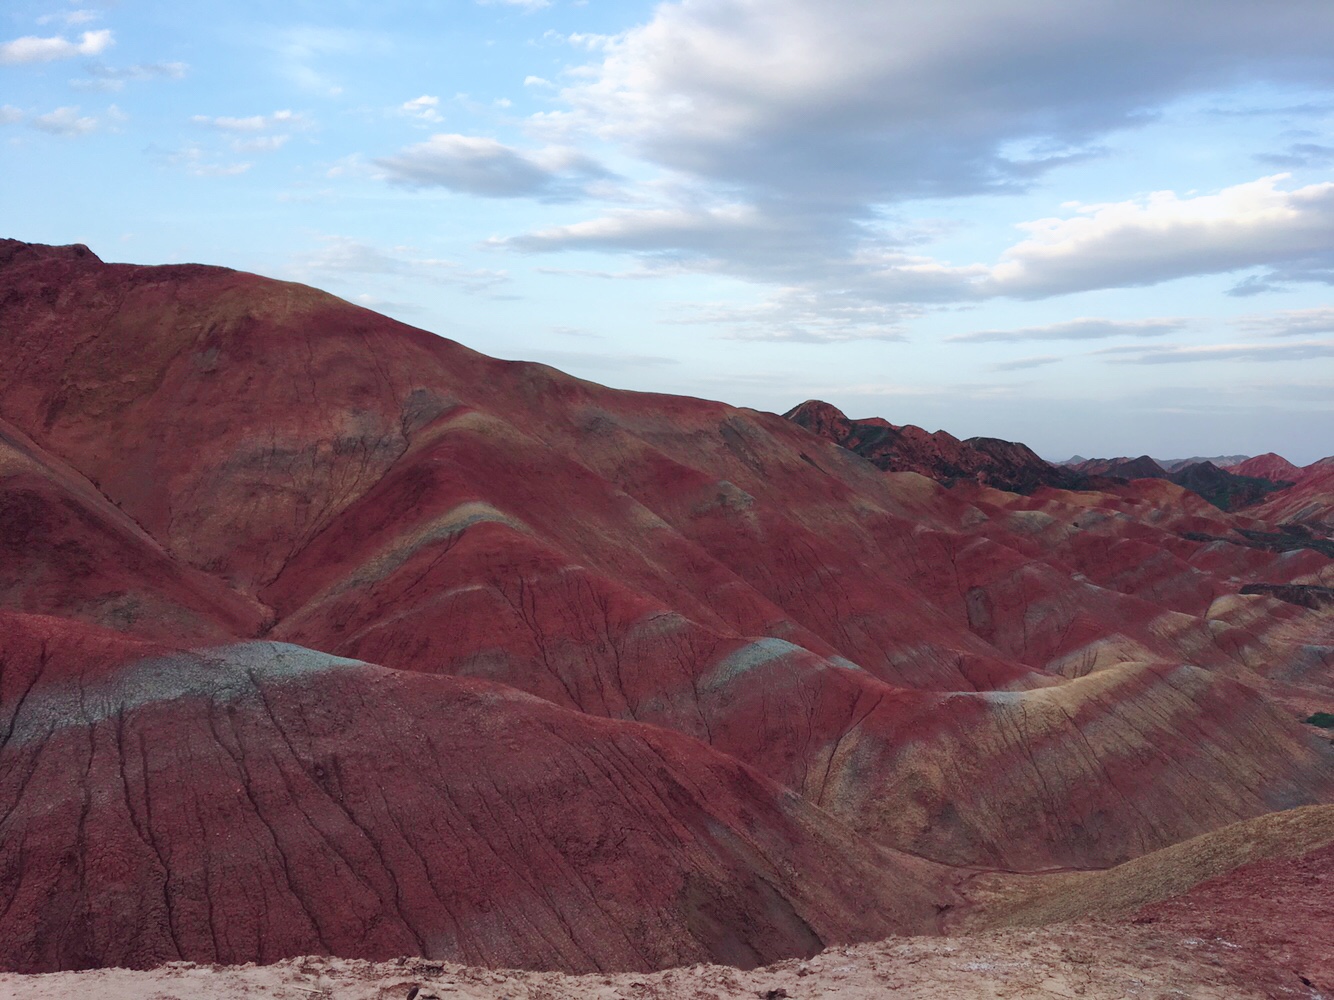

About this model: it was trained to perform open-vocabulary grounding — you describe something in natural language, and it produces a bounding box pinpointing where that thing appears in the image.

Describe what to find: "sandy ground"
[0,922,1304,1000]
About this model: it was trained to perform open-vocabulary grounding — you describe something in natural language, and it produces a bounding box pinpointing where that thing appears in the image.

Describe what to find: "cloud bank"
[948,318,1187,343]
[450,0,1334,340]
[376,134,611,200]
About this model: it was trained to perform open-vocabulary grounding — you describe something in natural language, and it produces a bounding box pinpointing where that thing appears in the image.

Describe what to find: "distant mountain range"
[786,402,1329,513]
[1063,454,1250,472]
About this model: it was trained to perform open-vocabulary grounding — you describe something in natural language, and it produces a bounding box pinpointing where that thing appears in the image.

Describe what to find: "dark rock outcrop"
[783,400,1092,493]
[1168,461,1291,511]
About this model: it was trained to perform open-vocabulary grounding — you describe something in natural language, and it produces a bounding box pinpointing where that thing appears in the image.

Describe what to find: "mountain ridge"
[784,400,1311,512]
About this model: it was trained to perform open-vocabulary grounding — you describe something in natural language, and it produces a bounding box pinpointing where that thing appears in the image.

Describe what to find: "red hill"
[1,240,1332,975]
[1234,452,1303,482]
[1250,464,1334,533]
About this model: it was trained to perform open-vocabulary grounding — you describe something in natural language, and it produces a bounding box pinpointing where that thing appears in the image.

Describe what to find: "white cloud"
[535,264,681,280]
[524,75,555,88]
[29,105,97,135]
[73,61,188,91]
[0,29,111,64]
[545,30,613,51]
[984,175,1334,297]
[191,109,305,133]
[500,203,773,253]
[1256,142,1334,169]
[1099,340,1334,365]
[293,236,510,293]
[1236,307,1334,338]
[378,134,550,195]
[503,177,1334,298]
[376,134,610,199]
[552,0,1334,202]
[569,32,613,49]
[499,172,1334,332]
[989,355,1062,372]
[160,144,252,177]
[36,10,99,26]
[400,95,443,123]
[524,350,678,369]
[232,134,289,153]
[947,318,1188,343]
[190,110,305,155]
[474,0,1334,339]
[0,105,23,126]
[670,291,914,343]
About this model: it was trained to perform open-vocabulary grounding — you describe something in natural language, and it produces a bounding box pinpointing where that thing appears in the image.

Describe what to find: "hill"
[1,239,1331,976]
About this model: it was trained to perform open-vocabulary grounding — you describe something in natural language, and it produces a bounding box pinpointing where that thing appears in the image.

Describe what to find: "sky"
[3,0,1334,463]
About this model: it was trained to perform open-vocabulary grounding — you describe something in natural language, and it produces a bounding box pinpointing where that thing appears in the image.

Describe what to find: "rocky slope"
[1252,465,1334,533]
[786,404,1298,512]
[1168,459,1290,510]
[1,239,1332,976]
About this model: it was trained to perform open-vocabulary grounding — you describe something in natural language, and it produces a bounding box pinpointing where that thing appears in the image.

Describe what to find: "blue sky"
[4,0,1334,462]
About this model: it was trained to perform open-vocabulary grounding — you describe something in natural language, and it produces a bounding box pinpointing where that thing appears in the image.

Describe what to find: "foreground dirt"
[0,922,1295,1000]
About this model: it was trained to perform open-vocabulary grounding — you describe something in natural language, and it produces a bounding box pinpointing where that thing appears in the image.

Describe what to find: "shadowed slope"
[1167,461,1287,511]
[0,415,267,641]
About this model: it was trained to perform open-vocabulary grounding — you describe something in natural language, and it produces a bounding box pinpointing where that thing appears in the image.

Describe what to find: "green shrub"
[1306,712,1334,729]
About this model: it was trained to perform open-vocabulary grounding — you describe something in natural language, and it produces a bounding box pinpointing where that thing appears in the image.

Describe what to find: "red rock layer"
[1250,465,1334,532]
[0,611,951,974]
[1233,451,1304,483]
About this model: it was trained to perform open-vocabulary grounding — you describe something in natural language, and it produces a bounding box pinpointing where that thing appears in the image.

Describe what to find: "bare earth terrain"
[0,926,1298,1000]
